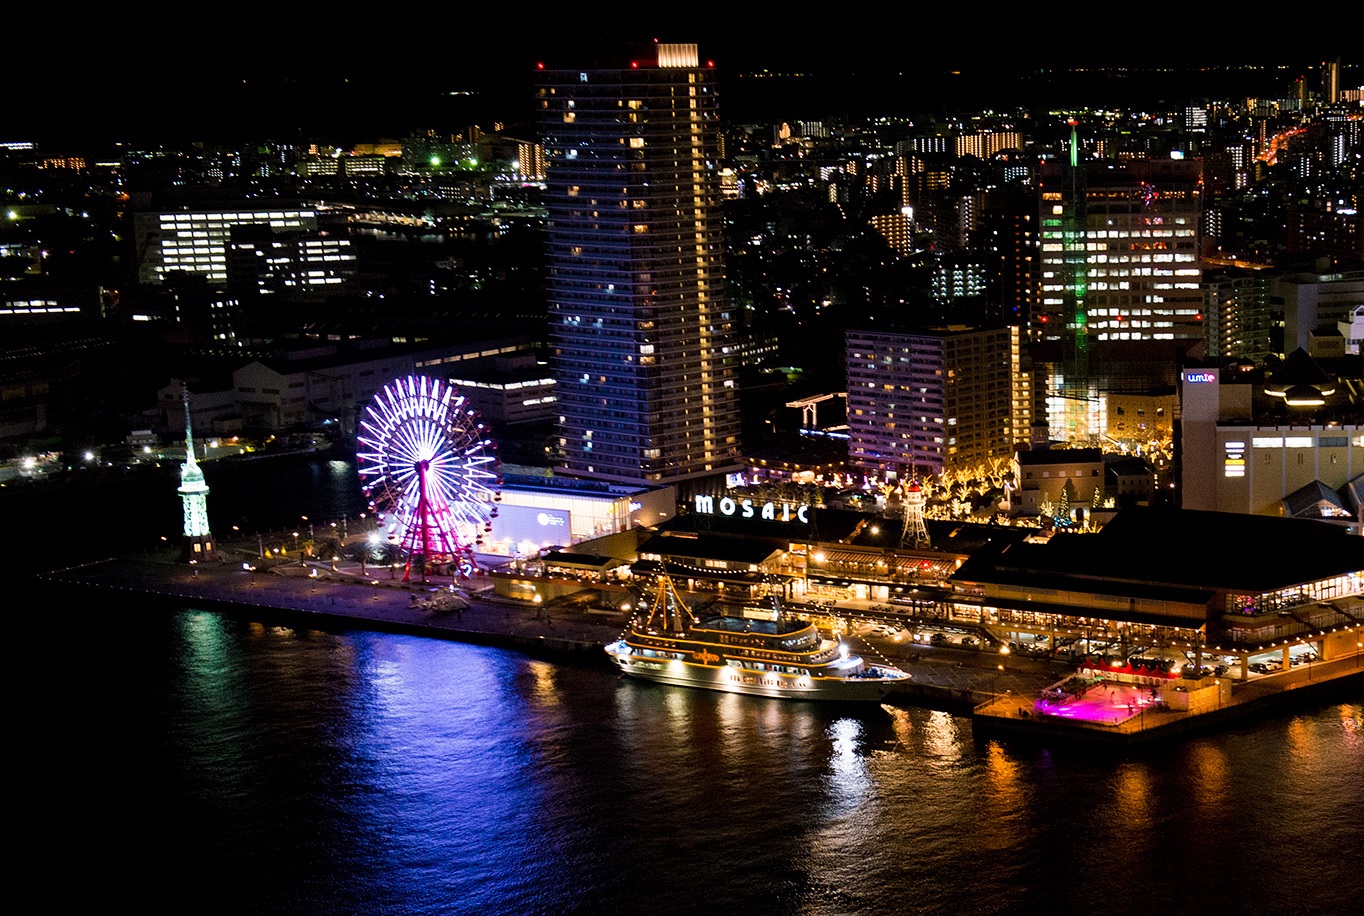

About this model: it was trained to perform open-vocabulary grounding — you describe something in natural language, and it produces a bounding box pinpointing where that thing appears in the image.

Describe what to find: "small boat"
[605,576,907,701]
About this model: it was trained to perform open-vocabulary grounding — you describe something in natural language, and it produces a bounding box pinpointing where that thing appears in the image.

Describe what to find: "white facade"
[1276,272,1364,356]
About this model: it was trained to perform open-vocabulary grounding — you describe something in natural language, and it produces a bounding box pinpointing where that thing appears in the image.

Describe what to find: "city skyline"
[9,20,1357,144]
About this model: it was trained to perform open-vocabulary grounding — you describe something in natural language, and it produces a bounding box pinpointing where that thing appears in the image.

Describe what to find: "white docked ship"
[605,576,908,702]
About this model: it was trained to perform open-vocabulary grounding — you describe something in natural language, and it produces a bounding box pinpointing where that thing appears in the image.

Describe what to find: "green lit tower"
[178,385,214,563]
[1058,120,1092,442]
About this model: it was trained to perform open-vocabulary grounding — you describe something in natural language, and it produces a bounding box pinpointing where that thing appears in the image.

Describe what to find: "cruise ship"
[605,576,908,701]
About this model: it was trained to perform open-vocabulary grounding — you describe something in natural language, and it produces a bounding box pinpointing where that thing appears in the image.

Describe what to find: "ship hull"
[606,644,903,702]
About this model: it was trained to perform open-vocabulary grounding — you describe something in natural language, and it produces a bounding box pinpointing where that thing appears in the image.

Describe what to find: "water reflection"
[38,594,1364,915]
[1111,763,1156,860]
[521,660,560,706]
[823,717,871,817]
[1185,743,1229,818]
[921,709,966,763]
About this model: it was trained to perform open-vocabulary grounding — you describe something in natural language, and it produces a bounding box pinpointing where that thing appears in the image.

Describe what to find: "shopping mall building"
[492,500,1364,680]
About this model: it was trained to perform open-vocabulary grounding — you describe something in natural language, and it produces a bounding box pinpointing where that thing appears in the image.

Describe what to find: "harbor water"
[10,454,1363,914]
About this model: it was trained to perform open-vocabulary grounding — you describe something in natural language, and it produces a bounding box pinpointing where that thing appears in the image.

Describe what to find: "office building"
[1286,206,1364,266]
[1275,271,1364,355]
[226,227,356,299]
[979,187,1040,327]
[537,42,742,485]
[133,205,319,286]
[1039,158,1203,343]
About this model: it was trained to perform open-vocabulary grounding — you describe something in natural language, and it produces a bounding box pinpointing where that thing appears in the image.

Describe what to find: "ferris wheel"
[356,376,500,580]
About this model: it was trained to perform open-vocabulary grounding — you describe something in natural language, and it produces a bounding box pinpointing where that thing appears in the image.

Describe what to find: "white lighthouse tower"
[178,385,214,563]
[900,480,931,550]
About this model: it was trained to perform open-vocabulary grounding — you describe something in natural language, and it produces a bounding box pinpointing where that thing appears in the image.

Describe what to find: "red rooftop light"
[536,62,544,69]
[631,61,639,68]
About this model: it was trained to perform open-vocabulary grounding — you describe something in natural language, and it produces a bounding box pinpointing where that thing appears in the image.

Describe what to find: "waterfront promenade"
[36,551,1360,736]
[38,552,626,658]
[35,550,1061,708]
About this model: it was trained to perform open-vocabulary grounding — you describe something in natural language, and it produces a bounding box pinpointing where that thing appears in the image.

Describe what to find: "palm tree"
[315,537,344,569]
[371,542,403,579]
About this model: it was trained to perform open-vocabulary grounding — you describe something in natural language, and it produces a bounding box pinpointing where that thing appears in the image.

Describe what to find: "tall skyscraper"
[537,42,742,485]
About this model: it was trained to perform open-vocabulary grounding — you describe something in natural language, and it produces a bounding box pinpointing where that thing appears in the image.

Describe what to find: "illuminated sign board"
[490,504,572,545]
[1183,371,1216,384]
[694,495,809,524]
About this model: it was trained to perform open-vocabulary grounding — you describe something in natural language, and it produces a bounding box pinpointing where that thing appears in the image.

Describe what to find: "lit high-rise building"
[537,42,742,485]
[847,326,1030,477]
[979,186,1040,328]
[1039,158,1203,345]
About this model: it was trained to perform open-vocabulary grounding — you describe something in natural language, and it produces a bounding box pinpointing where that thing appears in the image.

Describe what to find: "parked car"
[930,633,947,645]
[960,636,979,648]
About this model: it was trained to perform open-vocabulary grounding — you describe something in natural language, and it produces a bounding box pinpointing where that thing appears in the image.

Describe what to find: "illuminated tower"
[537,41,742,485]
[178,386,214,563]
[1056,120,1092,443]
[900,481,930,549]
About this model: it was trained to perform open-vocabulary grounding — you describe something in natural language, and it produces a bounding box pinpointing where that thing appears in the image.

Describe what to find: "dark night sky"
[8,11,1356,147]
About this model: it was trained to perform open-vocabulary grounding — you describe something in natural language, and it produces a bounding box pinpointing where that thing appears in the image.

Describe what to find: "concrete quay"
[33,552,1063,711]
[34,553,1358,737]
[36,552,629,661]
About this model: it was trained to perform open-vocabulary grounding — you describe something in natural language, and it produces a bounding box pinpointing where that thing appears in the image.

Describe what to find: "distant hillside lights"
[694,495,810,523]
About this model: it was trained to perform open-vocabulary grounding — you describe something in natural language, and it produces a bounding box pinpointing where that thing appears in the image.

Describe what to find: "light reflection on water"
[28,597,1364,916]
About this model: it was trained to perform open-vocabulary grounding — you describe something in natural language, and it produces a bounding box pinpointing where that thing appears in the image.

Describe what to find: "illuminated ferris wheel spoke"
[357,375,501,582]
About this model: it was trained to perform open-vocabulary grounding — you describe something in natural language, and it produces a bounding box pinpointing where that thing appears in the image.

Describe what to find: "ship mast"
[644,573,695,634]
